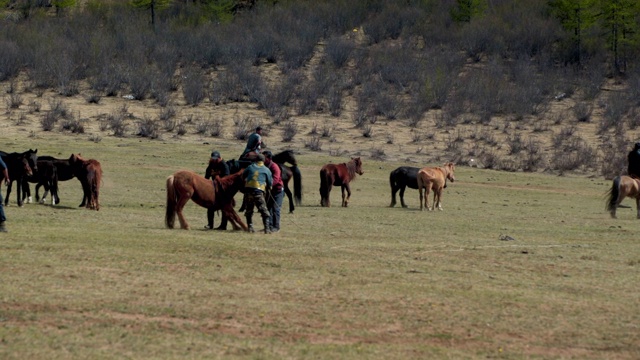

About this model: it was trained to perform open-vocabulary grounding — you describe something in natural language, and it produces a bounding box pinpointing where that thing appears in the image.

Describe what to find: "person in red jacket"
[263,151,283,233]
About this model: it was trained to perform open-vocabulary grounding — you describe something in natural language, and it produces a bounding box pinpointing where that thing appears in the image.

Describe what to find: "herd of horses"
[0,149,103,211]
[164,152,461,231]
[5,147,640,228]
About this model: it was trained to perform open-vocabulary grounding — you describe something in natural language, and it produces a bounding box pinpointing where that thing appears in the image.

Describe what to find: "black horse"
[22,155,85,207]
[22,159,59,205]
[0,149,38,207]
[390,166,448,208]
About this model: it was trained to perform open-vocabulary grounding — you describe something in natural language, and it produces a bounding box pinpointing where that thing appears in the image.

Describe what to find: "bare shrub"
[573,102,592,122]
[328,85,342,117]
[48,99,71,120]
[371,148,386,160]
[550,136,597,173]
[599,94,629,134]
[304,136,322,151]
[108,111,128,137]
[0,40,21,81]
[282,121,298,142]
[324,36,354,68]
[233,115,256,140]
[552,125,577,148]
[59,117,85,134]
[362,125,373,138]
[176,123,187,136]
[521,137,545,172]
[85,91,102,104]
[386,133,394,144]
[28,100,41,114]
[507,133,524,155]
[159,106,176,122]
[352,110,368,128]
[599,134,628,178]
[137,117,160,139]
[5,93,22,109]
[40,112,58,131]
[182,67,207,106]
[128,66,152,101]
[209,117,223,137]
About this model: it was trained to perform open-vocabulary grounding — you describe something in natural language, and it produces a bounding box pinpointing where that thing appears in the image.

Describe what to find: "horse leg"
[399,185,408,208]
[435,188,443,211]
[342,184,351,207]
[175,193,192,230]
[425,186,432,211]
[16,178,23,207]
[636,197,640,219]
[223,204,248,231]
[284,185,294,213]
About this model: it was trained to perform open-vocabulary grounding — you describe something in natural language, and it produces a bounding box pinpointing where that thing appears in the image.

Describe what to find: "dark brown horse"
[272,150,302,211]
[319,157,364,207]
[165,169,248,231]
[22,159,58,205]
[69,154,103,210]
[606,175,640,219]
[1,149,38,207]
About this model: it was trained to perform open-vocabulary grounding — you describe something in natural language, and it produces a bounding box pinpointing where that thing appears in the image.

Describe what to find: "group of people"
[208,126,284,234]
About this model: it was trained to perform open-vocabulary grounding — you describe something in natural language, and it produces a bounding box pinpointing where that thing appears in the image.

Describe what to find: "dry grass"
[0,130,639,359]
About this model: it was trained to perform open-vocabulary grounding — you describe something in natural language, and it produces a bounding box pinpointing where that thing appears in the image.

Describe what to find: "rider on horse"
[240,126,265,160]
[628,142,640,178]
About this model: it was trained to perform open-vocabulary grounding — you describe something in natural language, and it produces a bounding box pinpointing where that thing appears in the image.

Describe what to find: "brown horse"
[319,157,364,207]
[165,169,248,231]
[417,162,456,211]
[69,154,103,210]
[605,175,640,219]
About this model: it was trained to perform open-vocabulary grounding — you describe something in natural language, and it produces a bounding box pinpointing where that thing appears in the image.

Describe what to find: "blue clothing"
[243,161,272,193]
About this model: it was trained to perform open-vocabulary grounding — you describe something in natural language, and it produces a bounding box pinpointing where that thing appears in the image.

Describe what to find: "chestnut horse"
[165,169,248,231]
[69,154,103,210]
[319,157,364,207]
[605,175,640,219]
[417,162,456,211]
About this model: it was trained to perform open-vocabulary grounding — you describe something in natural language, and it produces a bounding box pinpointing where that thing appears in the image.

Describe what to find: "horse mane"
[215,169,244,192]
[345,158,358,180]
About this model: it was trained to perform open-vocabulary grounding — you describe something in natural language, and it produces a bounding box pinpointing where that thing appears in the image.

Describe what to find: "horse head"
[25,148,38,173]
[352,157,364,175]
[444,162,455,182]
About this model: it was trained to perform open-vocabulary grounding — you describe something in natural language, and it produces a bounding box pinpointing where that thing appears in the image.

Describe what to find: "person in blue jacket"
[242,154,272,234]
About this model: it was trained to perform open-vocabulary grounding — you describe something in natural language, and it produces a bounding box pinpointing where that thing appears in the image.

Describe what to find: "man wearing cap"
[242,153,273,234]
[263,150,283,233]
[205,151,231,230]
[628,142,640,178]
[240,126,265,160]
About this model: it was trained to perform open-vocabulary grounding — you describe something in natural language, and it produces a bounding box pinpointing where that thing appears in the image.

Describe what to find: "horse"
[68,154,103,210]
[25,155,82,206]
[417,162,456,211]
[22,159,59,205]
[165,169,248,231]
[389,166,421,208]
[319,157,364,207]
[0,149,38,207]
[272,150,302,211]
[605,175,640,219]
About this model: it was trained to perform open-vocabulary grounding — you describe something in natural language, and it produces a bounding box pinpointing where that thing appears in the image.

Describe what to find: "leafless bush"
[521,137,545,172]
[85,91,102,104]
[0,40,21,81]
[282,121,298,142]
[233,115,255,140]
[27,100,41,114]
[5,93,22,109]
[40,112,58,131]
[599,134,628,178]
[163,118,176,132]
[108,111,128,137]
[304,136,322,151]
[573,102,592,122]
[371,148,386,160]
[328,85,342,117]
[507,133,524,155]
[599,94,629,134]
[411,131,424,143]
[127,66,152,101]
[362,125,373,138]
[137,117,160,139]
[550,136,597,172]
[158,106,176,122]
[352,110,368,128]
[479,149,500,169]
[59,117,85,134]
[321,122,335,138]
[552,125,577,148]
[182,67,207,106]
[324,36,354,68]
[48,99,71,120]
[627,107,640,129]
[176,123,187,136]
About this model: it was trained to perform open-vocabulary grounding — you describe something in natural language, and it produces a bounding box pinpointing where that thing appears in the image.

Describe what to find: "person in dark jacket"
[240,126,264,159]
[263,151,283,233]
[242,154,272,234]
[628,142,640,178]
[205,151,231,230]
[0,156,9,232]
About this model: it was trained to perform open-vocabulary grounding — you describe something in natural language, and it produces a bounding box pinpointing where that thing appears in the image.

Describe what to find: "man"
[0,156,9,232]
[263,151,283,233]
[628,142,640,178]
[240,126,265,160]
[205,151,230,230]
[242,153,272,234]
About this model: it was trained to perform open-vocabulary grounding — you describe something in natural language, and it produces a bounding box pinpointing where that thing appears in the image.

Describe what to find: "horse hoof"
[402,205,408,208]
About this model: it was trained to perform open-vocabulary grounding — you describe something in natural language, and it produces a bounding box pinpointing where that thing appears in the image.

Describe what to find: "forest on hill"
[2,0,640,176]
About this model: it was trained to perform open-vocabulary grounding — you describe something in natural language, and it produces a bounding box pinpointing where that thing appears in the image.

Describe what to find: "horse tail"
[292,165,302,205]
[605,176,621,214]
[165,175,177,228]
[319,168,328,206]
[93,163,102,210]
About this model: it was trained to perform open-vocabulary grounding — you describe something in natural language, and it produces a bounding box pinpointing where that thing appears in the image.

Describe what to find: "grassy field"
[1,131,639,359]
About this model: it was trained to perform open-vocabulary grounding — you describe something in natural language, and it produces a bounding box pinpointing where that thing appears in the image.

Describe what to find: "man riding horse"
[240,126,265,160]
[628,142,640,178]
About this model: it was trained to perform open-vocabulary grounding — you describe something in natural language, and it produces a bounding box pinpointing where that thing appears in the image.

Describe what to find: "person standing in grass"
[242,154,272,234]
[263,150,283,233]
[0,156,9,232]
